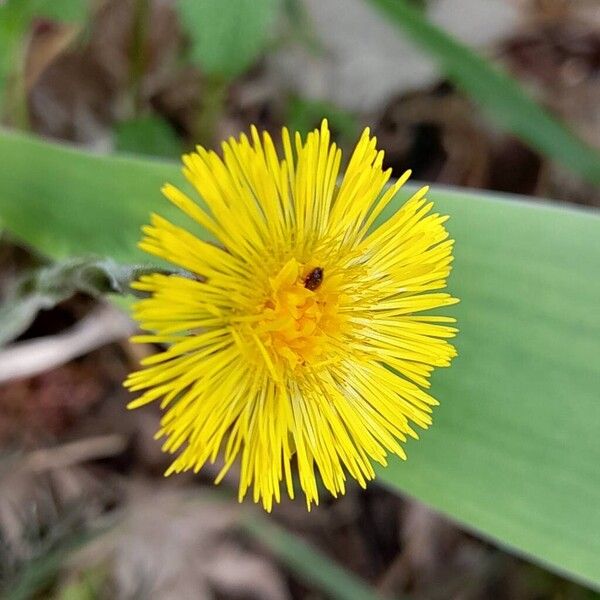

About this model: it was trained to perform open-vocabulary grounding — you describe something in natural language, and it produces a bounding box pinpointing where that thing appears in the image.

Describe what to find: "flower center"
[256,258,343,371]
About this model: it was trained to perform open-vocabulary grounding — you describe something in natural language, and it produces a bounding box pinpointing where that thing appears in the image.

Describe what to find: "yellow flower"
[125,120,458,511]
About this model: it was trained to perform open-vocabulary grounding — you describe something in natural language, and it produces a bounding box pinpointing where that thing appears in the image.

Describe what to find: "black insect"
[304,267,324,291]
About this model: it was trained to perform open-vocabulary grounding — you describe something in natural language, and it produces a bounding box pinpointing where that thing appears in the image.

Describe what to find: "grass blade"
[367,0,600,186]
[243,513,400,600]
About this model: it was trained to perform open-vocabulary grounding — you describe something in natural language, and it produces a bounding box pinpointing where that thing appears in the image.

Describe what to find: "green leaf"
[243,513,397,600]
[55,566,107,600]
[115,116,182,159]
[176,0,281,78]
[0,128,186,263]
[31,0,88,23]
[2,529,101,600]
[0,256,162,346]
[375,190,600,590]
[367,0,600,187]
[287,98,359,145]
[0,0,88,28]
[0,26,21,107]
[0,1,88,116]
[0,128,599,588]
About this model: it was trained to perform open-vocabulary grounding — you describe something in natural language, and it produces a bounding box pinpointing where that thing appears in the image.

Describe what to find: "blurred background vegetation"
[0,0,599,598]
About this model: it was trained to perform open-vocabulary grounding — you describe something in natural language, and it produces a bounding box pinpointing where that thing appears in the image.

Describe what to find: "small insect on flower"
[304,267,324,291]
[125,120,458,511]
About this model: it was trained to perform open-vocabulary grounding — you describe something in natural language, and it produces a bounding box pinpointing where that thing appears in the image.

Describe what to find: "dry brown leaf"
[72,487,291,600]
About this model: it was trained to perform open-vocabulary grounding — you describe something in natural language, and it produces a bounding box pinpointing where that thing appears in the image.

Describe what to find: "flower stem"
[3,32,31,130]
[195,75,228,147]
[129,0,150,116]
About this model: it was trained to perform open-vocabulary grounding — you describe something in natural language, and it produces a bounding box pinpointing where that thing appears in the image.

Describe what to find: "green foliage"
[374,187,600,590]
[55,567,107,600]
[0,257,162,346]
[287,97,359,146]
[0,23,21,106]
[115,116,182,159]
[244,513,396,600]
[0,0,88,120]
[0,129,183,263]
[281,0,321,53]
[0,129,599,588]
[0,0,87,29]
[176,0,281,78]
[2,529,100,600]
[367,0,600,186]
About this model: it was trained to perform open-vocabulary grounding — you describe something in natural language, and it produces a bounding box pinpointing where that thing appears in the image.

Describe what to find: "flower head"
[125,120,458,511]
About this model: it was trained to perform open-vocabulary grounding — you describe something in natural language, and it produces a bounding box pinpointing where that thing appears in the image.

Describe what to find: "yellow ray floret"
[125,119,458,511]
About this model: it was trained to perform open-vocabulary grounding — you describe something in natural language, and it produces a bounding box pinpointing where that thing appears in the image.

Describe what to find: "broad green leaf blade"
[367,0,600,187]
[375,189,600,590]
[0,129,599,587]
[243,513,398,600]
[0,128,187,262]
[177,0,281,78]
